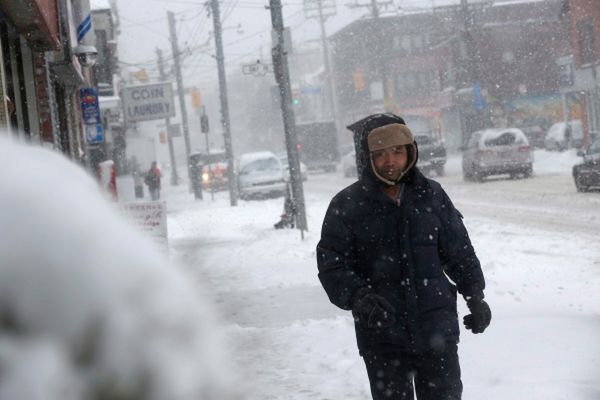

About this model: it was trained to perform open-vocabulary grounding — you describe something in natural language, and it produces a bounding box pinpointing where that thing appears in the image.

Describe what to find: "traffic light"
[191,89,202,109]
[200,114,209,133]
[292,88,300,106]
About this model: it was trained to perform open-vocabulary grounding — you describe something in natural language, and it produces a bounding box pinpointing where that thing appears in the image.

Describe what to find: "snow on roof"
[91,0,111,11]
[238,151,278,167]
[476,128,528,145]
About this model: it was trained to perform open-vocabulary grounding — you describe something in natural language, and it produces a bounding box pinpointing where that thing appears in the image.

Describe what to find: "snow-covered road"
[167,150,600,400]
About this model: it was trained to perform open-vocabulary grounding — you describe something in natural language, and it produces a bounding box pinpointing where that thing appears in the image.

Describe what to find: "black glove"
[352,292,396,328]
[464,294,491,334]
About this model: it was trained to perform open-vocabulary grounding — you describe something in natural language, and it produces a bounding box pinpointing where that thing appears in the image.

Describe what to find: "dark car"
[573,138,600,192]
[414,134,446,176]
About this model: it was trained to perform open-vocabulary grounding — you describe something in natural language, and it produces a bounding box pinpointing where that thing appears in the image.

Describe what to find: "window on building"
[577,19,596,66]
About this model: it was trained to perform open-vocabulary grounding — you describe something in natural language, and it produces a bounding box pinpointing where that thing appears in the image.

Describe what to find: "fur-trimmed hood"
[346,113,420,187]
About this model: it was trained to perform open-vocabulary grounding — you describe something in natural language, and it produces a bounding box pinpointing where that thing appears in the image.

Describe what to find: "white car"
[545,120,584,151]
[278,154,308,182]
[237,151,287,200]
[462,128,533,181]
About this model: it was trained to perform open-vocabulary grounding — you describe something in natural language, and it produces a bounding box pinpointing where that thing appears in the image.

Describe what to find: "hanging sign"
[79,87,105,144]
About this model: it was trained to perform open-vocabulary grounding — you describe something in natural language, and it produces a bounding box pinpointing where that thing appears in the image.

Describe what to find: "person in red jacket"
[144,161,162,201]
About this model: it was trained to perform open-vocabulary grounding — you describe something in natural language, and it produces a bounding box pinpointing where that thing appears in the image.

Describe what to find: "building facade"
[330,0,572,150]
[0,0,120,174]
[562,0,600,144]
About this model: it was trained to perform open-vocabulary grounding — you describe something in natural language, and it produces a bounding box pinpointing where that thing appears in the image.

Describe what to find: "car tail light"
[518,145,531,152]
[478,149,492,156]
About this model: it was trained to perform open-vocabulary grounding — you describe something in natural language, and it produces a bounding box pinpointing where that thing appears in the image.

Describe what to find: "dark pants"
[362,343,462,400]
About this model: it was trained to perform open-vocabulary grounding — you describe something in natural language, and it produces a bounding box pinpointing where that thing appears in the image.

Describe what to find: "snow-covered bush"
[0,137,233,400]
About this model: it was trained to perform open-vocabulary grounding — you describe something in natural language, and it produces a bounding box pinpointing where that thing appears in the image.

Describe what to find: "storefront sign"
[122,82,175,123]
[80,87,105,144]
[120,201,168,252]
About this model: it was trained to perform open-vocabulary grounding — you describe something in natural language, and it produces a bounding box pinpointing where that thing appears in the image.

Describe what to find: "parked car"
[237,151,286,200]
[519,125,546,149]
[414,134,446,176]
[462,128,533,182]
[341,149,357,178]
[545,120,584,151]
[201,161,229,191]
[277,153,308,182]
[572,138,600,192]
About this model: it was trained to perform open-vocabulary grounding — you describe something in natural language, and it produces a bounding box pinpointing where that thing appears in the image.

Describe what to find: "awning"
[0,0,61,50]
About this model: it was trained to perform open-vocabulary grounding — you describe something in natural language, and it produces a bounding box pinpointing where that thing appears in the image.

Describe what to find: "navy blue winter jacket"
[317,167,485,354]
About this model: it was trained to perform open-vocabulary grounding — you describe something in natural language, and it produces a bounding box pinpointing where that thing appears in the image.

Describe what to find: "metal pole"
[156,48,179,186]
[370,0,392,111]
[168,11,193,189]
[202,106,210,154]
[210,0,238,206]
[270,0,308,232]
[316,0,339,130]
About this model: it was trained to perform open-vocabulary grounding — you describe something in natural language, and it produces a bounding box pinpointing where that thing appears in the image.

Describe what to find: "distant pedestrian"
[145,161,162,201]
[317,114,491,400]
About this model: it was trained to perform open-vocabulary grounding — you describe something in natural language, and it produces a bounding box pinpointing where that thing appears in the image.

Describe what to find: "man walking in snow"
[316,113,491,400]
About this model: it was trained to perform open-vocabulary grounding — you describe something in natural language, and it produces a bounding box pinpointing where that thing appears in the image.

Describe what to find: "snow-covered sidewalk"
[165,166,600,400]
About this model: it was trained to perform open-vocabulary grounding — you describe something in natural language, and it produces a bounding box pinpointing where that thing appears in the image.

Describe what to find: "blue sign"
[80,87,104,144]
[85,124,104,144]
[473,83,487,111]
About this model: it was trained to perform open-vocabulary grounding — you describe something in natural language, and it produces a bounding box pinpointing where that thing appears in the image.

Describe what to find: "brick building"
[0,0,120,173]
[330,0,572,149]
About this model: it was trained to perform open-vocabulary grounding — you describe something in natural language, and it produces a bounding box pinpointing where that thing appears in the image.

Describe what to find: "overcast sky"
[114,0,533,90]
[114,0,446,88]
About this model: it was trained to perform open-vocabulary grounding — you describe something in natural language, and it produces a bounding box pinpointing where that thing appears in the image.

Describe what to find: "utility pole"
[167,11,193,189]
[270,0,308,233]
[209,0,238,206]
[304,0,339,131]
[457,0,488,143]
[156,48,179,186]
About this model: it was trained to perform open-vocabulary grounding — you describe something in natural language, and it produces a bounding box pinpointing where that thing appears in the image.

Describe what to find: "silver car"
[462,128,533,182]
[237,151,287,200]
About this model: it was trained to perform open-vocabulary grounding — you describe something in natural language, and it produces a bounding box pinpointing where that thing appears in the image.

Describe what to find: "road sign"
[242,61,274,76]
[122,82,175,123]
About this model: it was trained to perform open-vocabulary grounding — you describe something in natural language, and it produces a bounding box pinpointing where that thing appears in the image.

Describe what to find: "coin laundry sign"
[122,82,175,123]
